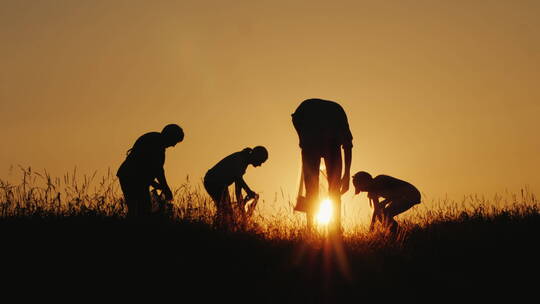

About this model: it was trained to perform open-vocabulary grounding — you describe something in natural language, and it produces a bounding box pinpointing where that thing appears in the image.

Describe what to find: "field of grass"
[1,167,538,302]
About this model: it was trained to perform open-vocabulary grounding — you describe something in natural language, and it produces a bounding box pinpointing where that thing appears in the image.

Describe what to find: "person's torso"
[204,150,250,186]
[370,175,420,201]
[117,132,166,182]
[292,99,353,149]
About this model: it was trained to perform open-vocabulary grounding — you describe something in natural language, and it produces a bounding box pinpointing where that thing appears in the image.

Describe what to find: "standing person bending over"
[352,171,421,233]
[117,124,184,220]
[292,98,353,234]
[204,146,268,229]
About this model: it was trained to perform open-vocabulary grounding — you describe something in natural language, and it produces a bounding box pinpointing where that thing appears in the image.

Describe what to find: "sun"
[315,198,333,226]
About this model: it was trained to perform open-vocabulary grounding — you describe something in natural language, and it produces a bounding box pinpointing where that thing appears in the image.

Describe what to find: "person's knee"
[386,200,413,218]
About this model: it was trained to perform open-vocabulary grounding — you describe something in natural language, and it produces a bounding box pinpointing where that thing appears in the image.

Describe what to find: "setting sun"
[315,199,333,226]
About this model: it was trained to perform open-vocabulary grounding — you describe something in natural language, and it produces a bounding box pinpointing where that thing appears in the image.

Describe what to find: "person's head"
[352,171,373,194]
[161,124,184,147]
[249,146,268,167]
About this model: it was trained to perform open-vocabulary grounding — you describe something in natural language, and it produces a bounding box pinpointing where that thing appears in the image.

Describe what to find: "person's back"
[204,149,251,187]
[117,132,166,184]
[370,175,421,203]
[292,98,353,150]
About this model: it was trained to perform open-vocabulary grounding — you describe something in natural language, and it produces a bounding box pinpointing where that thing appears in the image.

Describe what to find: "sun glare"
[315,199,333,225]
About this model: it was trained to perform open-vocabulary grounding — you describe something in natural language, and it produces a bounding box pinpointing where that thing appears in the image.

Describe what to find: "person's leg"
[302,148,321,230]
[383,199,417,233]
[139,186,152,219]
[323,145,343,235]
[219,189,233,229]
[369,205,381,231]
[119,178,134,217]
[383,214,399,234]
[205,180,231,229]
[119,178,150,220]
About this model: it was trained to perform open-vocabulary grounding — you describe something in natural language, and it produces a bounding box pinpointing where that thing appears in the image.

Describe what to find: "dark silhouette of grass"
[1,168,538,302]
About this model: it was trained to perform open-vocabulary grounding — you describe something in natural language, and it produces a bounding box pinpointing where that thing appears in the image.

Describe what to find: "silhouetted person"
[292,98,353,234]
[117,124,184,220]
[204,146,268,229]
[352,171,421,234]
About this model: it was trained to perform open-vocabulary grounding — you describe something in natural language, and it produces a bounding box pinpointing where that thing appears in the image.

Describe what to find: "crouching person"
[204,146,268,230]
[352,171,421,234]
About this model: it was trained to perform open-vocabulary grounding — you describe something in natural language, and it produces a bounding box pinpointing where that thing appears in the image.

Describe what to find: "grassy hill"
[1,169,538,302]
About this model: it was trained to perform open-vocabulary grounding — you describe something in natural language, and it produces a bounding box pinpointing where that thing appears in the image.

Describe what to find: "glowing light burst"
[315,198,333,225]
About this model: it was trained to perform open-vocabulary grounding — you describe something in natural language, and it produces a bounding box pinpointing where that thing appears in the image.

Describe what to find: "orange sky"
[1,1,539,215]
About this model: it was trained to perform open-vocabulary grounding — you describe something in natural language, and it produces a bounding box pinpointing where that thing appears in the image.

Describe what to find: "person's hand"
[340,174,350,194]
[151,181,161,190]
[163,187,173,201]
[246,190,257,200]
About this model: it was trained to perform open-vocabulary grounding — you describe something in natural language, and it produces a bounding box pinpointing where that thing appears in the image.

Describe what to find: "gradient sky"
[2,1,539,216]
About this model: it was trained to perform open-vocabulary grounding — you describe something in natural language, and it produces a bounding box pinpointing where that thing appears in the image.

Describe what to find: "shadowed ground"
[1,208,538,303]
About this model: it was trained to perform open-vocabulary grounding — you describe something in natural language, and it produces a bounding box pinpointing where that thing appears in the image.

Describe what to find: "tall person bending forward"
[204,146,268,229]
[292,98,353,233]
[117,124,184,220]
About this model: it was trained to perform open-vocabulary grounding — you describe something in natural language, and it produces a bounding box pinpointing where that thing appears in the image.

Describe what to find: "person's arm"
[368,193,380,207]
[340,145,352,194]
[368,194,381,231]
[379,198,391,208]
[339,105,353,194]
[369,193,388,213]
[235,182,243,206]
[150,180,160,189]
[156,168,173,201]
[233,181,245,214]
[236,177,255,199]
